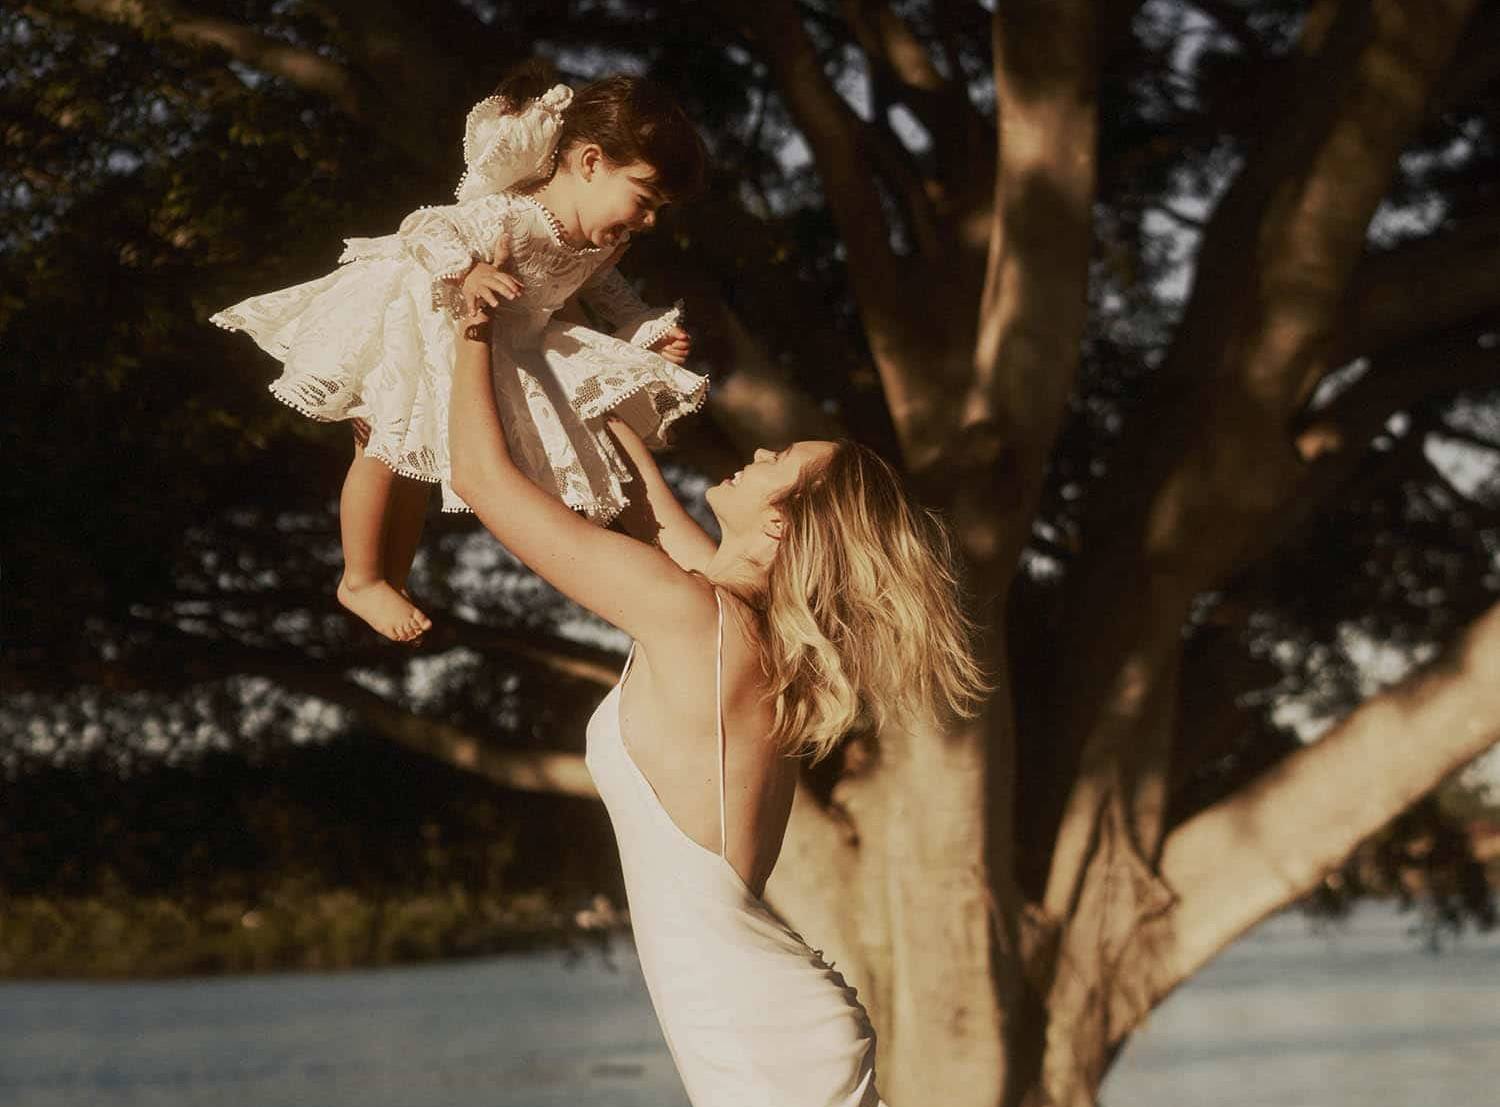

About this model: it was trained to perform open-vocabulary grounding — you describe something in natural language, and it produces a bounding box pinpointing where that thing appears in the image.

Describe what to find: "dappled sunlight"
[6,4,1499,1105]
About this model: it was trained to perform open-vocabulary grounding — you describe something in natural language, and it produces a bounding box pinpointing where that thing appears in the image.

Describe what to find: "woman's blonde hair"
[745,441,991,763]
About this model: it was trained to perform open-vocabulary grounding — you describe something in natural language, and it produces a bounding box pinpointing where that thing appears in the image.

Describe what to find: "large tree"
[6,1,1500,1104]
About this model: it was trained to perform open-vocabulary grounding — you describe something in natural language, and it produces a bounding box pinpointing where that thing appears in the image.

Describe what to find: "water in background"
[1102,903,1500,1107]
[2,903,1496,1107]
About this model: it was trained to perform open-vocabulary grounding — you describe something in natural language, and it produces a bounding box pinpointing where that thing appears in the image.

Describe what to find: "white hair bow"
[455,83,574,203]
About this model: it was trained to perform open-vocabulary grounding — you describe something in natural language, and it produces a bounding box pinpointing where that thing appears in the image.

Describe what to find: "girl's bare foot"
[337,576,432,642]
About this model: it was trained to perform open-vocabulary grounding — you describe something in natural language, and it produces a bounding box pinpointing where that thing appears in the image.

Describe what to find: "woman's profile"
[447,305,987,1105]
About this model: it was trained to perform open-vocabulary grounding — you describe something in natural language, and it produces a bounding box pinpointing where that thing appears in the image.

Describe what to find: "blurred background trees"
[4,2,1498,1104]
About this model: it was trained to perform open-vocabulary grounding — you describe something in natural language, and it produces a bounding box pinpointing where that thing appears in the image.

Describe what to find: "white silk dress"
[585,589,887,1106]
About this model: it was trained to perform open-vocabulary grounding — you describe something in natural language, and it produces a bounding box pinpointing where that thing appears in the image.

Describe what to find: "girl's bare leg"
[383,475,431,594]
[336,440,432,641]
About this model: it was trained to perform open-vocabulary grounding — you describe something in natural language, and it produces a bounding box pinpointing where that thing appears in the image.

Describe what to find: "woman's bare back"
[616,589,798,896]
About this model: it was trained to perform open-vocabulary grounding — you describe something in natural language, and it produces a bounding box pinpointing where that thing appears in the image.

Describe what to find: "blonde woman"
[449,306,986,1107]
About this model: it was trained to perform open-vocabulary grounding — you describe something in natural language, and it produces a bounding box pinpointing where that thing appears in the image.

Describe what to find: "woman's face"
[575,150,666,249]
[706,441,838,537]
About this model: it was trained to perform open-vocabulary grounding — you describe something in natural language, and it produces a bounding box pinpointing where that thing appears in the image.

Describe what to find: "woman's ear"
[763,512,785,542]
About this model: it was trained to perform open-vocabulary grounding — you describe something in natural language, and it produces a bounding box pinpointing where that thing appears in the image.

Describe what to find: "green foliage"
[4,0,1497,964]
[0,734,622,976]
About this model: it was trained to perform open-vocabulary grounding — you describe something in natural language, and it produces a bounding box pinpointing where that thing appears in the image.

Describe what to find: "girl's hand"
[650,326,692,365]
[461,239,523,313]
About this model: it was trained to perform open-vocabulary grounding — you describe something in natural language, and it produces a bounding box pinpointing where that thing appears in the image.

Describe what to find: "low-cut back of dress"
[585,588,885,1107]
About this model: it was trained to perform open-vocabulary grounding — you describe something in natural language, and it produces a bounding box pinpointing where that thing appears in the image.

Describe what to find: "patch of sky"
[1143,161,1230,307]
[1020,545,1064,582]
[1270,621,1441,742]
[887,103,932,156]
[833,45,874,122]
[661,464,718,538]
[1307,358,1370,412]
[227,60,267,89]
[348,666,398,699]
[550,44,647,81]
[776,131,814,175]
[1425,432,1500,504]
[1369,193,1448,246]
[1400,132,1478,178]
[106,150,143,175]
[967,75,996,115]
[401,647,484,709]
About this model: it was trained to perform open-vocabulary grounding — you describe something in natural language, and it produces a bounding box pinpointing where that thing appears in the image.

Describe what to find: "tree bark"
[1159,599,1500,992]
[1030,4,1480,1103]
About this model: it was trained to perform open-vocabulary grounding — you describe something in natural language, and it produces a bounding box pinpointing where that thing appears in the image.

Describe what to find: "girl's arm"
[576,250,683,351]
[605,418,717,575]
[448,314,710,644]
[398,194,518,306]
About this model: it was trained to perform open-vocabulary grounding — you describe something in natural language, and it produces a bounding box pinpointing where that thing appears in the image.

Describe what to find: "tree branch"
[1293,322,1498,478]
[734,0,903,291]
[1044,5,1482,904]
[1333,213,1500,366]
[1248,0,1481,413]
[838,0,992,198]
[731,0,958,452]
[1428,3,1500,114]
[138,592,625,691]
[269,662,598,798]
[6,620,603,796]
[961,0,1096,562]
[55,0,378,122]
[1158,599,1500,991]
[708,310,847,449]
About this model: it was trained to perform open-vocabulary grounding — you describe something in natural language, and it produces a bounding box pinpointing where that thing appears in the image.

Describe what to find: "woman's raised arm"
[447,314,709,643]
[605,418,717,575]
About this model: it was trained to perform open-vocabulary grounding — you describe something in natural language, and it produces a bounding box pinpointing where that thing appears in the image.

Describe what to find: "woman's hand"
[650,326,692,365]
[459,303,494,345]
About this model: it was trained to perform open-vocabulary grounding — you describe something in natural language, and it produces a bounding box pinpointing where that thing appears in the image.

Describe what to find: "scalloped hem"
[572,367,710,442]
[265,383,447,483]
[629,303,685,352]
[441,482,634,527]
[267,380,344,423]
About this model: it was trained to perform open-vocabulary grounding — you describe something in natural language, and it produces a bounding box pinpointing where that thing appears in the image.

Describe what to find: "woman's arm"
[605,418,717,575]
[448,314,709,643]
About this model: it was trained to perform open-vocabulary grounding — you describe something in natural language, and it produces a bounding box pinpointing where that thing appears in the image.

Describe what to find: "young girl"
[211,63,707,641]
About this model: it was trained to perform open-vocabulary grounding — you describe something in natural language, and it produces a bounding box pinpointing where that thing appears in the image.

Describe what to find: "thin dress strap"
[713,587,727,859]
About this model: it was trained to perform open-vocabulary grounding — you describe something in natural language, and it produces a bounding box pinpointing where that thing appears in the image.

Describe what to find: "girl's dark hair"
[490,58,565,111]
[492,61,706,202]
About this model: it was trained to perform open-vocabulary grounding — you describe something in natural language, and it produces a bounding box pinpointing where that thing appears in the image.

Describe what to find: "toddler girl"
[212,62,706,640]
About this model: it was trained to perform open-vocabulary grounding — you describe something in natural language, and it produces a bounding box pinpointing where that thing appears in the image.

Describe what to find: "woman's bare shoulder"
[633,570,721,654]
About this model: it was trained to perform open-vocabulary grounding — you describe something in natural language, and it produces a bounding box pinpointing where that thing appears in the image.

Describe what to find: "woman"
[449,306,987,1106]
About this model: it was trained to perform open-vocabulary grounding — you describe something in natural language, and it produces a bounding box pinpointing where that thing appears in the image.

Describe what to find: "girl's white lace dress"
[210,90,706,523]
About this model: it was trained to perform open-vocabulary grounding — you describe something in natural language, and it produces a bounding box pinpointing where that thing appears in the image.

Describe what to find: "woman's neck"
[703,539,772,598]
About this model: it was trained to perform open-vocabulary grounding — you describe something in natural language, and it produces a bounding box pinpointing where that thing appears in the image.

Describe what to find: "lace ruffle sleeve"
[577,264,683,350]
[397,194,520,316]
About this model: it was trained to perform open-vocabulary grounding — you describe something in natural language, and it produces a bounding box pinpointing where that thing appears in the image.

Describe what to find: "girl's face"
[572,147,667,249]
[706,442,837,539]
